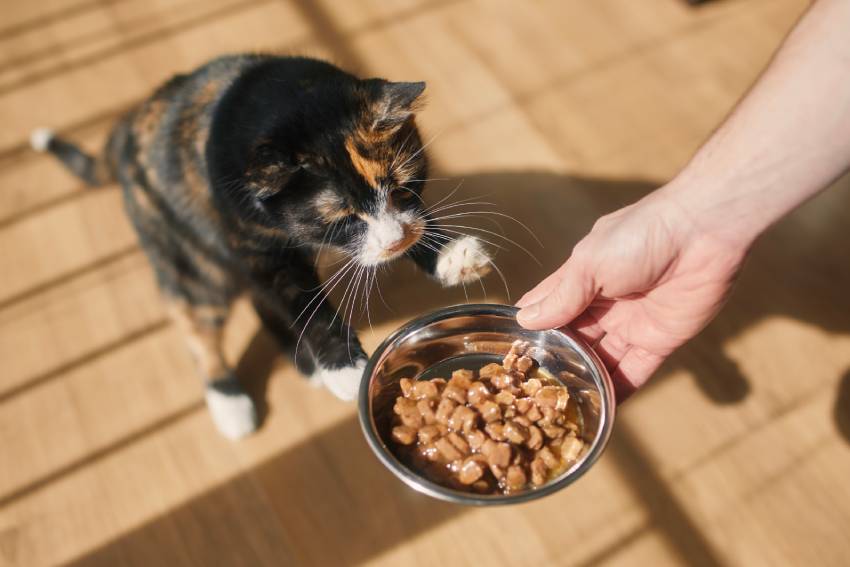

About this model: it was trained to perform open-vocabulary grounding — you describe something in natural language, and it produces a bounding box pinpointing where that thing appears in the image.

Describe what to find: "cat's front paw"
[313,360,367,401]
[435,236,492,286]
[205,374,259,440]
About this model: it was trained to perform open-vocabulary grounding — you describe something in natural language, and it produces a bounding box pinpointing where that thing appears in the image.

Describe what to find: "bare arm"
[667,0,850,247]
[516,0,850,398]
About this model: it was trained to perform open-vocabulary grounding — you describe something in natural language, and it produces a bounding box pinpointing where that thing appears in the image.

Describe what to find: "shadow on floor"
[247,168,850,412]
[59,167,850,566]
[836,370,850,445]
[64,412,727,567]
[65,414,461,566]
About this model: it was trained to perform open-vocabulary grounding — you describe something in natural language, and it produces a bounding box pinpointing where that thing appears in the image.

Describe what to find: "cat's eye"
[322,207,355,224]
[296,154,327,174]
[391,187,417,201]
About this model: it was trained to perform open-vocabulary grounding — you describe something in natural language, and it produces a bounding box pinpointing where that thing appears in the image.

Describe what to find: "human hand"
[515,190,748,401]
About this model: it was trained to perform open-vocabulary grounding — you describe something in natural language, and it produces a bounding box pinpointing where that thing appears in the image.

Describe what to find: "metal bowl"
[358,303,616,506]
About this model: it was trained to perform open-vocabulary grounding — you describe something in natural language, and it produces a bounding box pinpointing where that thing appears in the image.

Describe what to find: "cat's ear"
[245,142,300,205]
[366,80,426,132]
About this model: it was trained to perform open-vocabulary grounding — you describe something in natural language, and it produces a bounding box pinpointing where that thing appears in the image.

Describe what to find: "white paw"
[30,127,54,152]
[313,360,367,401]
[205,386,258,440]
[435,236,492,286]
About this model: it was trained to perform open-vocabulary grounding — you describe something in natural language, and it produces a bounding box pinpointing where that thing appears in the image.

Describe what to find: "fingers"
[570,311,605,346]
[516,257,596,330]
[594,335,664,403]
[614,347,663,389]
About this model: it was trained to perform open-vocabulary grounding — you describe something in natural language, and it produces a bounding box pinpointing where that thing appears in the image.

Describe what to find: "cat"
[31,54,492,439]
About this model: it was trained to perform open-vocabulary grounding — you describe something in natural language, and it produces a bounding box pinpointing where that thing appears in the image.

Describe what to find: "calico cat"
[32,54,491,439]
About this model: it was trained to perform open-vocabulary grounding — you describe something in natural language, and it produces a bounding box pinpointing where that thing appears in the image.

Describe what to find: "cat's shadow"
[238,168,850,440]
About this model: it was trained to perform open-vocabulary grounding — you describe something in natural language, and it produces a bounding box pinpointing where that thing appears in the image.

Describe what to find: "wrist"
[656,173,770,252]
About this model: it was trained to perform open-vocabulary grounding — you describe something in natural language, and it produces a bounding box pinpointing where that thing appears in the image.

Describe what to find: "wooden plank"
[1,0,848,566]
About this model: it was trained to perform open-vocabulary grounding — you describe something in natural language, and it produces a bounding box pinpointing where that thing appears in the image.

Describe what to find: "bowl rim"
[357,302,616,506]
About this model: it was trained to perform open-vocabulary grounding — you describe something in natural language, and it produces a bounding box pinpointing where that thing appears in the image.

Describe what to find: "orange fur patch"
[345,136,386,189]
[166,299,228,379]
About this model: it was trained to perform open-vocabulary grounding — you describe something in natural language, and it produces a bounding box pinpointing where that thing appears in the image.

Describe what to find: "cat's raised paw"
[436,236,492,287]
[205,375,259,440]
[313,360,367,401]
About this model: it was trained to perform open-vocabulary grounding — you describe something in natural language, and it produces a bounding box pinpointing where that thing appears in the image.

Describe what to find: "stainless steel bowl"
[358,303,616,506]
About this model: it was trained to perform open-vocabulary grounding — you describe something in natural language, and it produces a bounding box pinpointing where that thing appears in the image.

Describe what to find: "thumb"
[515,269,563,308]
[516,257,596,330]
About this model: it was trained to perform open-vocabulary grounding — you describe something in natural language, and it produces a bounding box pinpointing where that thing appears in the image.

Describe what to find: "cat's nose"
[361,216,419,265]
[385,225,413,254]
[384,223,414,255]
[373,219,405,249]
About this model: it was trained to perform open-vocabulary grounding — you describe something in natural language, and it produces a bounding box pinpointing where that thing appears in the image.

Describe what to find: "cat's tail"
[30,127,114,187]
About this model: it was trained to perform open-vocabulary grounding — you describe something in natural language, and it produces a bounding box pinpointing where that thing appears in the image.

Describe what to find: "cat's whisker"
[345,264,368,362]
[331,263,361,330]
[418,232,445,245]
[434,223,540,265]
[373,267,392,312]
[429,209,544,248]
[461,280,469,303]
[294,258,359,358]
[423,206,542,262]
[418,229,512,302]
[347,264,366,325]
[343,269,357,361]
[322,219,342,250]
[325,220,353,266]
[322,217,349,258]
[416,240,444,254]
[352,265,367,322]
[435,212,508,239]
[417,231,456,250]
[290,255,354,328]
[422,179,466,214]
[389,124,418,173]
[394,127,444,174]
[425,201,499,216]
[302,252,355,293]
[323,252,354,268]
[427,227,509,253]
[364,267,376,337]
[414,236,446,256]
[315,222,336,264]
[296,265,358,340]
[403,176,451,184]
[329,268,358,361]
[487,259,511,302]
[428,193,495,213]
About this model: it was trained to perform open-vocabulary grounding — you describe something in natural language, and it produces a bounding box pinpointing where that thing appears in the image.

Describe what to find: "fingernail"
[518,302,541,322]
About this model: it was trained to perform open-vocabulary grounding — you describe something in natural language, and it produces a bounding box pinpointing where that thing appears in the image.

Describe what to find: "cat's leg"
[111,120,257,439]
[249,264,367,401]
[123,196,257,439]
[407,220,492,286]
[165,296,258,439]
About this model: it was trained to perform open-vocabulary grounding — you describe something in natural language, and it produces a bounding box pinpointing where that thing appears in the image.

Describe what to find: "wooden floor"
[2,0,850,565]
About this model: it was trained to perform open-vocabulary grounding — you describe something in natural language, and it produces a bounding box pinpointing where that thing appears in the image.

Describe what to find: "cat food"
[389,340,585,495]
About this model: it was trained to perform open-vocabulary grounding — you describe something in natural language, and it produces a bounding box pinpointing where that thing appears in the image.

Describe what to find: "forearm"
[663,0,850,246]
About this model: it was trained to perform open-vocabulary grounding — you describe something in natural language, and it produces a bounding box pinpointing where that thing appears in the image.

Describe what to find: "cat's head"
[241,78,430,265]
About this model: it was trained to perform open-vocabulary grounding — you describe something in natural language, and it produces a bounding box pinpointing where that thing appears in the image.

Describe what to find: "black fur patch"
[207,373,246,396]
[41,54,449,377]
